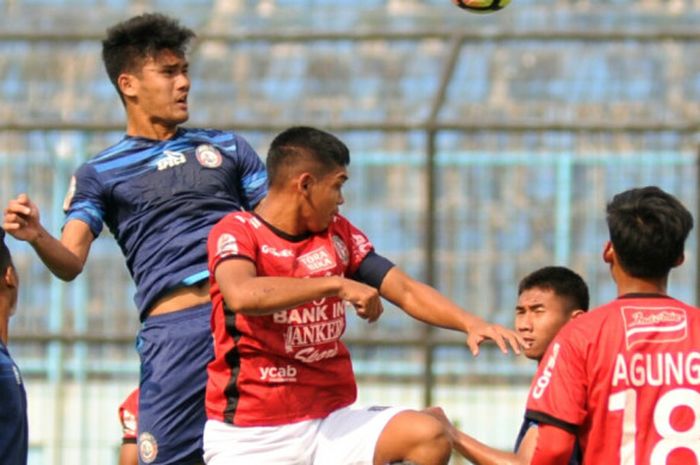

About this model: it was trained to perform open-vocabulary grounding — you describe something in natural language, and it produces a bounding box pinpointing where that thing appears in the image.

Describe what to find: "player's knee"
[378,410,452,464]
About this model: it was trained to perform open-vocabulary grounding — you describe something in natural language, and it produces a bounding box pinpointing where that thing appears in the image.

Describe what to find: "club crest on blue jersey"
[196,144,223,168]
[138,432,158,464]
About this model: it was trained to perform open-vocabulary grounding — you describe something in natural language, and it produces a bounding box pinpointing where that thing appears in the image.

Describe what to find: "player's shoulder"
[181,127,243,147]
[215,210,257,229]
[330,214,362,231]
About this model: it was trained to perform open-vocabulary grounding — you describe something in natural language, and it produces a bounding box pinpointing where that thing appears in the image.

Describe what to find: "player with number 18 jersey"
[526,293,700,465]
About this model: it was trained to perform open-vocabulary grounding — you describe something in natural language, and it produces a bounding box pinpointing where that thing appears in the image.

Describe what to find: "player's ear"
[673,253,685,268]
[602,241,614,264]
[2,265,17,290]
[570,309,585,320]
[118,73,138,99]
[298,173,314,195]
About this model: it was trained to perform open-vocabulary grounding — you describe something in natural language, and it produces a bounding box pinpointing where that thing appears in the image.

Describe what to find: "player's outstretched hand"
[339,278,383,323]
[466,321,526,356]
[3,193,44,243]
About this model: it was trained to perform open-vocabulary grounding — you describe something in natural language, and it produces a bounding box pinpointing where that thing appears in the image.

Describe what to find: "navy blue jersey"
[514,415,581,465]
[64,128,267,318]
[0,342,28,465]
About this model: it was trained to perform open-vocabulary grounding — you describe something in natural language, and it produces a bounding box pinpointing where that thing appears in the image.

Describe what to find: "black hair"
[606,186,693,278]
[518,266,589,312]
[266,126,350,188]
[0,229,12,272]
[102,13,195,99]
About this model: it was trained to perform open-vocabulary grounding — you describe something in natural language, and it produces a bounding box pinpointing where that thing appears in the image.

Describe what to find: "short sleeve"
[118,389,139,442]
[63,164,105,237]
[231,135,267,210]
[525,322,588,433]
[334,215,375,276]
[207,212,258,274]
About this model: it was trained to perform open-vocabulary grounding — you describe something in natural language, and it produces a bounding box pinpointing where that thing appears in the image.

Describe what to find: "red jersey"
[118,388,139,443]
[206,212,375,426]
[526,294,700,465]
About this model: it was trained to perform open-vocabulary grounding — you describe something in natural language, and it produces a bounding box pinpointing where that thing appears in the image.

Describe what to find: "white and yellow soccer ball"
[452,0,511,13]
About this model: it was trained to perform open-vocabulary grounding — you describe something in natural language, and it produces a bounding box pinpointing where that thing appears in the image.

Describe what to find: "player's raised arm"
[3,193,92,281]
[378,266,524,356]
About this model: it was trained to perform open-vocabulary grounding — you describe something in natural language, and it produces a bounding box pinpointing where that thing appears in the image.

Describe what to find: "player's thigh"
[314,406,407,465]
[203,418,318,465]
[373,409,450,465]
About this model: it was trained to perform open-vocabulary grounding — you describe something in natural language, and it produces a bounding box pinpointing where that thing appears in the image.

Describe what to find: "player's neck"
[0,314,8,345]
[125,113,179,141]
[615,274,668,297]
[254,195,306,237]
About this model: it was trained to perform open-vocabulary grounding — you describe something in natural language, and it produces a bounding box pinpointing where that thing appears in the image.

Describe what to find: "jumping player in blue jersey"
[3,13,267,465]
[0,230,28,465]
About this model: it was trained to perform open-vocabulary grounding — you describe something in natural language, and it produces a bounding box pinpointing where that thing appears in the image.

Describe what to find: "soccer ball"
[452,0,510,13]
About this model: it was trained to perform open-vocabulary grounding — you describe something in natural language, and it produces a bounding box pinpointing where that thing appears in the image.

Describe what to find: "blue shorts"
[137,303,214,465]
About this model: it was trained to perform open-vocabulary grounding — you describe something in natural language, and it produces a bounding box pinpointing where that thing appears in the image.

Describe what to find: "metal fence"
[2,1,700,463]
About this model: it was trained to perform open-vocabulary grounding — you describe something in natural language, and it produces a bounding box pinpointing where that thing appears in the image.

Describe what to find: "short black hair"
[102,13,195,99]
[518,266,589,312]
[0,229,12,272]
[266,126,350,188]
[606,186,693,278]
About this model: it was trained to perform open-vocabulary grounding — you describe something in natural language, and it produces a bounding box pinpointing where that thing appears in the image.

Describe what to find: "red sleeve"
[334,215,375,276]
[207,212,258,274]
[530,423,577,465]
[525,320,588,431]
[118,388,139,442]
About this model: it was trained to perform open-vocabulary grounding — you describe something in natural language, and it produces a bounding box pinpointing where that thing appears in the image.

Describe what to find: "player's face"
[129,50,191,128]
[304,167,347,233]
[514,287,571,361]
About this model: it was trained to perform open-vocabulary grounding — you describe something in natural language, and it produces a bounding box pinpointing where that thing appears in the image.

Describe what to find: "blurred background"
[1,0,699,463]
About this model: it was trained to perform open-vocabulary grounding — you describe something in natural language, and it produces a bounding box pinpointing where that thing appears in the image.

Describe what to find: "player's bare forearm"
[215,259,381,317]
[454,432,524,465]
[379,267,524,354]
[379,267,477,332]
[426,407,527,465]
[29,226,87,281]
[4,195,89,280]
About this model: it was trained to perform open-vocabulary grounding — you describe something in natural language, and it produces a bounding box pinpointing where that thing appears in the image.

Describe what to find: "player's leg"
[373,410,452,465]
[137,303,213,465]
[314,406,450,465]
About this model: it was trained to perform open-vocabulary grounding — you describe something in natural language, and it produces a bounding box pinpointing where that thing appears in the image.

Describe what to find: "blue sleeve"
[63,163,105,237]
[351,251,395,289]
[232,134,267,210]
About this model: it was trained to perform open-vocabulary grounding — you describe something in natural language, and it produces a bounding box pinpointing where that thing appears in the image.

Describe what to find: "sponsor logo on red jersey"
[216,233,238,257]
[332,234,349,266]
[259,364,298,383]
[621,306,688,349]
[297,247,335,273]
[532,342,560,399]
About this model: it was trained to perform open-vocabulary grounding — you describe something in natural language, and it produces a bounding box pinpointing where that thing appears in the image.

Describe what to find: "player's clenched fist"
[3,193,43,244]
[338,278,383,323]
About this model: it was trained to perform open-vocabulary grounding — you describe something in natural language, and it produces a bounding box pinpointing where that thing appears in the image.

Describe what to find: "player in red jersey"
[118,388,139,465]
[526,186,699,465]
[204,126,525,465]
[430,266,588,465]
